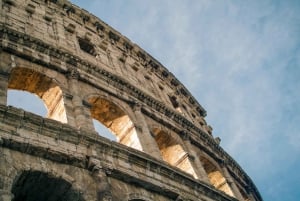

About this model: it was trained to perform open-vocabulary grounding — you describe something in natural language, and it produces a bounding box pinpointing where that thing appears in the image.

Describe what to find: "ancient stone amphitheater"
[0,0,262,201]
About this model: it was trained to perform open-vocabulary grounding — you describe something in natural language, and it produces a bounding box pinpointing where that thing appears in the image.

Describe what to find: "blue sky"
[8,0,300,200]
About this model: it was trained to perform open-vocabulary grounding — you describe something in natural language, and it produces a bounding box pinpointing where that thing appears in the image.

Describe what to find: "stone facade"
[0,0,262,201]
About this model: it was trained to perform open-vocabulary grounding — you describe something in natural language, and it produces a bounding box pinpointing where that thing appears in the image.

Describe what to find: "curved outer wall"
[0,0,262,201]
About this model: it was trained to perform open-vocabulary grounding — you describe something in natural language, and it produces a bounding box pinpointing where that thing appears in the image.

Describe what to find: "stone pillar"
[89,158,112,201]
[132,103,162,160]
[222,165,245,201]
[93,168,112,201]
[67,68,94,131]
[0,190,14,201]
[0,72,8,105]
[181,132,210,183]
[62,92,77,128]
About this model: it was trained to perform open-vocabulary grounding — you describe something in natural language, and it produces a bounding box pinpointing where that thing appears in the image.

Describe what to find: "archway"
[8,67,67,123]
[152,128,197,177]
[7,90,47,116]
[92,119,117,141]
[200,156,234,196]
[88,96,142,150]
[11,171,85,201]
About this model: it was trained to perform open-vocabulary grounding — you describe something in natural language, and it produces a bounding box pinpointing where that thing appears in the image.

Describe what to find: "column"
[67,68,94,131]
[89,158,112,201]
[222,165,245,201]
[181,131,210,184]
[62,92,77,128]
[0,72,8,105]
[132,103,162,160]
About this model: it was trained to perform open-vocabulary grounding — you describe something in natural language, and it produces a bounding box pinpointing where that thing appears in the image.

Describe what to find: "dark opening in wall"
[78,37,96,56]
[169,95,179,108]
[12,171,85,201]
[8,67,67,123]
[200,157,234,197]
[7,90,47,116]
[152,128,198,178]
[88,97,142,151]
[92,119,117,141]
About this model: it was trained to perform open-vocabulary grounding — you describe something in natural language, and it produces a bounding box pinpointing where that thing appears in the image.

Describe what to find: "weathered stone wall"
[0,0,262,201]
[0,105,238,201]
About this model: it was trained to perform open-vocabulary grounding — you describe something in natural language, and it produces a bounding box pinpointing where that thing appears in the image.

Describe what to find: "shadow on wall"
[12,171,85,201]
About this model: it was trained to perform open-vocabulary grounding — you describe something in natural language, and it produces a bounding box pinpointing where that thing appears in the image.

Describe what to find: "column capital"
[88,157,113,175]
[131,101,142,112]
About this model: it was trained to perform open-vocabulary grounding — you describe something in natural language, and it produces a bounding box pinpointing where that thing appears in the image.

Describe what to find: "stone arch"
[85,94,142,151]
[7,67,67,123]
[11,170,85,201]
[0,148,97,201]
[152,127,197,177]
[199,156,234,197]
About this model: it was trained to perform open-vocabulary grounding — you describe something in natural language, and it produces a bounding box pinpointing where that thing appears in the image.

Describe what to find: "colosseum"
[0,0,262,200]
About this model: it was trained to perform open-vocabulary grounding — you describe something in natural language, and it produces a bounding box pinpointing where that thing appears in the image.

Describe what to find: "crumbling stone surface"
[0,0,262,201]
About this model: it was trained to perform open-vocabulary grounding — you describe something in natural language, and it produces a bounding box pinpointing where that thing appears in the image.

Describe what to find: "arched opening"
[8,67,67,123]
[7,90,47,116]
[88,96,142,150]
[200,157,234,196]
[92,119,117,141]
[12,171,85,201]
[152,128,197,177]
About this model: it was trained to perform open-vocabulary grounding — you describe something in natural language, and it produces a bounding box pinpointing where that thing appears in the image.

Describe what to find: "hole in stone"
[93,119,117,141]
[200,157,235,197]
[7,89,47,116]
[88,97,142,150]
[168,95,183,113]
[8,67,67,123]
[78,37,96,56]
[152,128,197,178]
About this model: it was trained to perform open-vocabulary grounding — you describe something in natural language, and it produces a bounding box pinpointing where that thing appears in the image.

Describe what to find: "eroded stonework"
[0,0,262,201]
